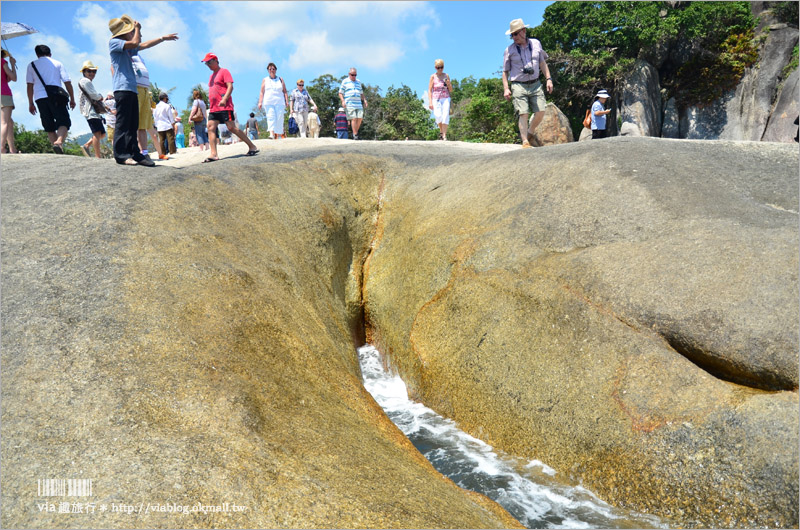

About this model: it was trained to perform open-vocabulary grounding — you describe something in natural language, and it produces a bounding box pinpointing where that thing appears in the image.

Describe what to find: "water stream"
[357,344,668,529]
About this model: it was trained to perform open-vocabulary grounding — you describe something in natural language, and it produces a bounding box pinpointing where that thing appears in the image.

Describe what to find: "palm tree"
[186,83,209,108]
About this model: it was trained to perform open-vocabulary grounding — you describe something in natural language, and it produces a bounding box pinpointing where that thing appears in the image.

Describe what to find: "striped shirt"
[339,78,363,109]
[334,112,349,131]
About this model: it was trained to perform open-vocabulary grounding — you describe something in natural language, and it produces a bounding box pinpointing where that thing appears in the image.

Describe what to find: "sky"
[1,1,552,137]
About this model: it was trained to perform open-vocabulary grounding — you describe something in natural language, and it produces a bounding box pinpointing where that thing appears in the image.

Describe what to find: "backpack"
[288,116,299,135]
[583,109,592,129]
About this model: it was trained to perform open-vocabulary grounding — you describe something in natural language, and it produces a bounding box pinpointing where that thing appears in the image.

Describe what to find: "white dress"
[262,76,285,135]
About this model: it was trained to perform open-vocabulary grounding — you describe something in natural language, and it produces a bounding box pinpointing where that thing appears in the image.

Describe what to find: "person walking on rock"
[258,62,288,139]
[290,79,317,138]
[189,89,209,151]
[591,89,612,139]
[428,59,453,140]
[334,107,348,139]
[501,18,553,148]
[26,44,75,154]
[77,61,106,158]
[153,91,177,156]
[245,112,259,141]
[103,92,117,147]
[339,68,367,140]
[1,49,19,153]
[201,52,258,162]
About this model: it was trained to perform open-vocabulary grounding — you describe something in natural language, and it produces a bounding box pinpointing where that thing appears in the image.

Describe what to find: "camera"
[522,66,535,75]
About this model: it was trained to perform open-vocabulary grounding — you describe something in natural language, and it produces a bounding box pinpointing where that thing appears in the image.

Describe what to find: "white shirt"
[26,56,70,100]
[153,101,174,132]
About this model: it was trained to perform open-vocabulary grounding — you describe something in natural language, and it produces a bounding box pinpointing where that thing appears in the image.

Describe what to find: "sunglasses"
[298,83,304,86]
[436,66,443,70]
[349,73,357,77]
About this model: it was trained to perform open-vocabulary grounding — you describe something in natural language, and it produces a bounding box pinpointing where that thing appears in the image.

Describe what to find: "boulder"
[661,96,680,138]
[679,95,731,139]
[0,147,522,530]
[762,68,799,142]
[620,59,662,136]
[578,126,593,141]
[719,24,799,141]
[529,102,574,146]
[364,137,799,528]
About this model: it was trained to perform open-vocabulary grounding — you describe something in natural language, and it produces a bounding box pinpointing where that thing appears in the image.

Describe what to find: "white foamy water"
[357,344,668,529]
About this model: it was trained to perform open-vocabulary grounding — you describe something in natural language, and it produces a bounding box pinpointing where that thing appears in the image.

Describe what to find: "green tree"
[447,76,517,144]
[375,84,437,141]
[12,123,82,155]
[306,74,341,137]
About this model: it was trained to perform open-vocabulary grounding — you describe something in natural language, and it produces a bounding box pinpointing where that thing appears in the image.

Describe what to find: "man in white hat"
[501,18,553,148]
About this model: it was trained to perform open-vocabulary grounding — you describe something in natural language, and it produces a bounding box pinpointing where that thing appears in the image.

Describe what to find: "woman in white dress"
[257,62,289,139]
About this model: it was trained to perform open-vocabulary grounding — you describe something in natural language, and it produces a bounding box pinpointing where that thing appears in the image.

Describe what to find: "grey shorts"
[345,106,364,120]
[511,81,546,116]
[1,94,14,108]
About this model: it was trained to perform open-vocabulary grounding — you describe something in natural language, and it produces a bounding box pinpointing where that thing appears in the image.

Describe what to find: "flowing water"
[357,344,668,529]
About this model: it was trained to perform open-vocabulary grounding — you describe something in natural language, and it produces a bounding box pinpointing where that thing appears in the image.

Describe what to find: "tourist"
[501,18,553,148]
[334,107,348,139]
[307,110,320,138]
[131,51,161,159]
[590,89,612,139]
[428,59,453,140]
[174,116,184,149]
[103,92,117,147]
[188,129,197,148]
[25,44,75,154]
[1,49,19,153]
[77,61,106,158]
[290,79,317,138]
[201,52,258,162]
[257,62,288,139]
[108,14,177,166]
[339,68,367,140]
[153,92,176,156]
[189,89,209,151]
[245,112,259,141]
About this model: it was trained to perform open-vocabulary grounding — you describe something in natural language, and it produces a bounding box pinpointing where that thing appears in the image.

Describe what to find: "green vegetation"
[782,45,799,80]
[12,123,82,155]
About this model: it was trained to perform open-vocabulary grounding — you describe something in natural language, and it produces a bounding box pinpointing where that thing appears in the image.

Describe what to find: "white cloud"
[197,1,438,72]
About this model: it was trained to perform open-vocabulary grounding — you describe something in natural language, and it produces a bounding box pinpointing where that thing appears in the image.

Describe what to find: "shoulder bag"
[30,61,70,106]
[78,81,107,114]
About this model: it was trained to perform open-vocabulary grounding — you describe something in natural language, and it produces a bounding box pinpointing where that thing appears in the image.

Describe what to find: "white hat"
[506,18,529,35]
[595,89,610,98]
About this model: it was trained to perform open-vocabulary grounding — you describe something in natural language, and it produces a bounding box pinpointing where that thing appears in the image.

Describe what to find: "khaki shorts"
[345,107,364,120]
[137,86,154,130]
[511,81,546,116]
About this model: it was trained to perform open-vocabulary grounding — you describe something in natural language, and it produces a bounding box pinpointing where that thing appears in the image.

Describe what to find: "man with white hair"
[501,18,553,148]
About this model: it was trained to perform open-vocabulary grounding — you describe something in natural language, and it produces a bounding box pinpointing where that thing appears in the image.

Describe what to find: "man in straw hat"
[501,18,553,148]
[108,14,177,166]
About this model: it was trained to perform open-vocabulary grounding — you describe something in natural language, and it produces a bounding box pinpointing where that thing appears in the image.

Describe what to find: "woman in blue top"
[591,89,612,139]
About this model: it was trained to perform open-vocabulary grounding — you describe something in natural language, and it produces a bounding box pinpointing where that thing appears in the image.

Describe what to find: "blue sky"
[2,1,552,136]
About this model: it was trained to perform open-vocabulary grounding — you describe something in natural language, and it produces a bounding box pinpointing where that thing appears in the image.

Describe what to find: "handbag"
[190,102,205,123]
[583,109,592,129]
[78,82,106,114]
[30,62,69,106]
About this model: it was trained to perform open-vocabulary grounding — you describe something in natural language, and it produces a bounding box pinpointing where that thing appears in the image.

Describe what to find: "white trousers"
[264,104,285,135]
[433,97,451,125]
[294,110,308,138]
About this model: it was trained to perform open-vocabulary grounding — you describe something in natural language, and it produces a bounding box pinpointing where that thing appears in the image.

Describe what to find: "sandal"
[202,157,219,163]
[246,149,259,156]
[52,144,64,155]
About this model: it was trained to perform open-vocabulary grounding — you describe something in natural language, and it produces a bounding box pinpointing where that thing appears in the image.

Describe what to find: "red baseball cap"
[201,52,218,63]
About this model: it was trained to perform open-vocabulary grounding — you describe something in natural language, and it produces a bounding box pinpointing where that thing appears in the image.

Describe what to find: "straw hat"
[506,18,529,35]
[108,15,135,38]
[80,60,98,72]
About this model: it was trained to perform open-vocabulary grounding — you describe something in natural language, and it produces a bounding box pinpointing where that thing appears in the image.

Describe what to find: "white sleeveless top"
[262,76,285,106]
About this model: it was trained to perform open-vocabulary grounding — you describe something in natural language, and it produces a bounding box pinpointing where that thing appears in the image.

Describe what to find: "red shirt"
[208,67,234,112]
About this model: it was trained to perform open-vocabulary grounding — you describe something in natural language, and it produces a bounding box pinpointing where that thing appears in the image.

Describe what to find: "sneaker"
[159,154,169,160]
[353,134,360,140]
[137,157,156,167]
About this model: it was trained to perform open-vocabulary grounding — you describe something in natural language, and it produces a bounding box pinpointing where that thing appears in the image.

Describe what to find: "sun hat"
[80,60,99,72]
[108,15,135,38]
[338,107,344,112]
[596,89,610,98]
[201,52,218,63]
[506,18,529,35]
